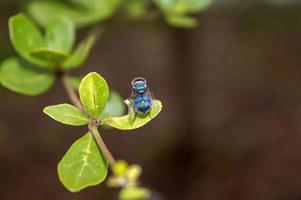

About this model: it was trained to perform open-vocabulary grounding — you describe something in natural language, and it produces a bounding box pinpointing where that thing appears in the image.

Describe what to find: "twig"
[88,122,116,166]
[61,73,85,111]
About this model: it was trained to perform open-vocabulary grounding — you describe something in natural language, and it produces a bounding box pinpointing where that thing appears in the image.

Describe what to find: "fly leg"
[147,112,153,120]
[128,106,137,124]
[131,112,137,124]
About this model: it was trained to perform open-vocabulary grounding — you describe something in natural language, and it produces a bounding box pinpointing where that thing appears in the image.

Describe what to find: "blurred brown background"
[1,0,301,200]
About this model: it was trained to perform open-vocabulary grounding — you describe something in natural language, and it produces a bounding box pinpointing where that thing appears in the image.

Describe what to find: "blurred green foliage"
[0,57,54,95]
[155,0,212,27]
[0,0,208,198]
[27,0,121,28]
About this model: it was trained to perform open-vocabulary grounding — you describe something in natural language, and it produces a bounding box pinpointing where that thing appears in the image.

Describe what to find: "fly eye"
[137,82,146,89]
[131,77,147,86]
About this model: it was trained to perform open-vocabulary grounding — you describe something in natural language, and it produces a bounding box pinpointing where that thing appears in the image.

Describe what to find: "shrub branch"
[62,73,85,111]
[61,72,116,167]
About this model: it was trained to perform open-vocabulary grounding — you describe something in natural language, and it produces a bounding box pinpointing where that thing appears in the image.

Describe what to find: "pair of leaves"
[44,73,110,192]
[155,0,213,28]
[0,13,96,96]
[43,72,109,127]
[44,98,162,129]
[27,0,122,28]
[44,72,162,130]
[9,13,95,70]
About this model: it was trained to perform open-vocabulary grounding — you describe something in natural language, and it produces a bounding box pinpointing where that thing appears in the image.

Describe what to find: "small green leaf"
[70,0,122,14]
[45,17,75,54]
[99,91,125,120]
[69,0,94,9]
[102,100,162,130]
[119,187,151,200]
[124,0,148,18]
[8,13,51,68]
[155,0,211,28]
[166,14,197,28]
[27,0,121,28]
[69,0,123,23]
[58,132,108,192]
[79,72,109,119]
[9,13,44,52]
[27,1,91,28]
[29,48,68,67]
[0,57,54,96]
[43,104,89,126]
[8,13,75,69]
[154,0,175,11]
[155,0,212,13]
[61,32,96,69]
[185,0,212,13]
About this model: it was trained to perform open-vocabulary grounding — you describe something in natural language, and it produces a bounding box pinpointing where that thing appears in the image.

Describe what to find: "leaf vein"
[75,134,93,186]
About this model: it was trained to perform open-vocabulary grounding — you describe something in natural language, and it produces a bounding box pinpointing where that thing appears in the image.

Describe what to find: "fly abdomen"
[133,94,152,114]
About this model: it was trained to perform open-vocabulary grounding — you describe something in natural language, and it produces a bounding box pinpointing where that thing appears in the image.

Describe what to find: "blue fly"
[128,77,154,122]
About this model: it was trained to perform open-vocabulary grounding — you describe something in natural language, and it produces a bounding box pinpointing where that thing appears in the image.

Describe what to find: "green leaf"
[166,14,197,28]
[102,100,162,130]
[8,13,75,69]
[0,57,54,96]
[29,48,68,67]
[154,0,175,11]
[79,72,109,119]
[9,13,44,56]
[58,132,108,192]
[61,32,96,69]
[124,0,148,18]
[27,0,121,28]
[119,187,151,200]
[155,0,211,28]
[8,13,51,68]
[43,104,89,126]
[155,0,212,14]
[69,0,122,14]
[68,0,94,9]
[186,0,212,13]
[45,17,75,54]
[27,1,93,28]
[99,91,125,120]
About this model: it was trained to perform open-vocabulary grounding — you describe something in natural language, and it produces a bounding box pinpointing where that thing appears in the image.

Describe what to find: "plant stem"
[88,123,116,166]
[61,73,85,112]
[61,72,116,167]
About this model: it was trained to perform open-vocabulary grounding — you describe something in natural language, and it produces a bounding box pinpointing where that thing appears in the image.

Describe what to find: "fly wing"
[146,90,160,110]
